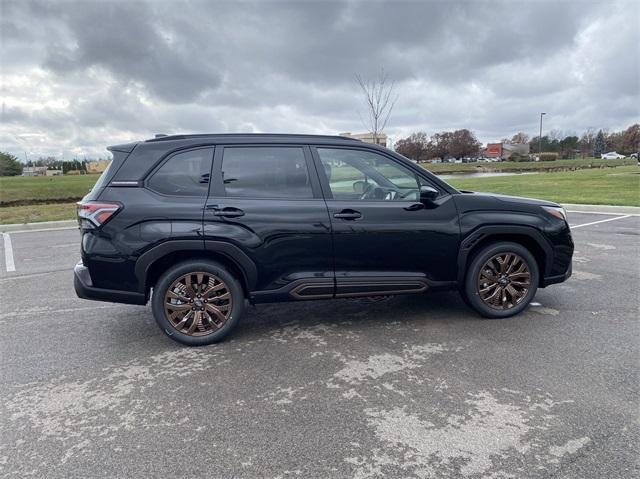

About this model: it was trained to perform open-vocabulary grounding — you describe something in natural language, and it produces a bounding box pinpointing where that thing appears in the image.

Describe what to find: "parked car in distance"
[74,134,573,346]
[601,152,626,159]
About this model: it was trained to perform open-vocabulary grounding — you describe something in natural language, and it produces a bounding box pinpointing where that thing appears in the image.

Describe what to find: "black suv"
[74,134,573,345]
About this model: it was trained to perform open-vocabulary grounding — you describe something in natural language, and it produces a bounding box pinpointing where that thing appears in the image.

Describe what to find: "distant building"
[45,169,63,176]
[340,132,388,147]
[86,160,111,174]
[22,166,48,176]
[485,142,530,160]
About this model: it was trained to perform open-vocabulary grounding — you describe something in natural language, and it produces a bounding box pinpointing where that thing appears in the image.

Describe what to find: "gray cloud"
[0,0,638,158]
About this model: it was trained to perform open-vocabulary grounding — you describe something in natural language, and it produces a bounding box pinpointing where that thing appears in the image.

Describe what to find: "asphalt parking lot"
[1,211,638,478]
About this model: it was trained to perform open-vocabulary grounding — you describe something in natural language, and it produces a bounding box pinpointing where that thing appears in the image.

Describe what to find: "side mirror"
[419,185,439,202]
[352,180,366,194]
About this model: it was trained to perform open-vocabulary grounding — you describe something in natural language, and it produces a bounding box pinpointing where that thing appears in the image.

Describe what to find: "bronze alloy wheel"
[477,253,531,310]
[164,272,233,336]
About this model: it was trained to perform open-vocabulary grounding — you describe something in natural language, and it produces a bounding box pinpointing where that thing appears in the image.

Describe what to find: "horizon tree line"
[395,123,639,161]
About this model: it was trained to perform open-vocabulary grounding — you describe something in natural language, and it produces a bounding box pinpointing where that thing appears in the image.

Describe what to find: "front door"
[204,145,334,302]
[313,146,460,297]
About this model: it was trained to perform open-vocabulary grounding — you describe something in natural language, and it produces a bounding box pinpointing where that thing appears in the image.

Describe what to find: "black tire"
[151,260,245,346]
[461,241,539,319]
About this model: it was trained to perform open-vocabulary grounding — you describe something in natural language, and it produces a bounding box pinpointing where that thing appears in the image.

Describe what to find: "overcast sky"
[1,0,638,159]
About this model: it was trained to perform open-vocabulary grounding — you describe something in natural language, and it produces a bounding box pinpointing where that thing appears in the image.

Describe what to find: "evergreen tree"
[0,152,23,176]
[594,130,606,157]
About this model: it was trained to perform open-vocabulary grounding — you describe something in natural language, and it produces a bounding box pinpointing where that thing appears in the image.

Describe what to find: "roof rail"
[145,133,362,143]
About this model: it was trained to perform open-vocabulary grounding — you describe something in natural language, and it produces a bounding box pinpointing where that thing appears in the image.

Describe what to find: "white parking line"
[8,226,78,234]
[570,215,631,229]
[2,233,16,272]
[566,210,638,216]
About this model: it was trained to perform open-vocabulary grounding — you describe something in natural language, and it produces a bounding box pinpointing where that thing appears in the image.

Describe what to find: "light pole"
[539,112,546,155]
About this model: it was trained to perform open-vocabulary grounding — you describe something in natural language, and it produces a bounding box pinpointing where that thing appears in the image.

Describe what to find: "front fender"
[456,223,554,284]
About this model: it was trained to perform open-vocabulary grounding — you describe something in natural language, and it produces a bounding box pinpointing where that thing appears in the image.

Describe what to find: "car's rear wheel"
[461,242,539,318]
[152,260,244,345]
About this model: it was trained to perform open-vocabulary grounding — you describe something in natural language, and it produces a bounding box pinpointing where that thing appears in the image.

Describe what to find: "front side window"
[222,147,312,198]
[147,148,212,196]
[317,148,421,201]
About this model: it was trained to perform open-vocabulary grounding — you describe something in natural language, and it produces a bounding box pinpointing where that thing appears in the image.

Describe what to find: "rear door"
[204,145,334,301]
[312,146,460,296]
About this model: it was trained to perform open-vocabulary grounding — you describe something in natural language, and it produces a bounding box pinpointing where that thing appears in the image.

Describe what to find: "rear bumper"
[541,261,572,287]
[74,262,146,305]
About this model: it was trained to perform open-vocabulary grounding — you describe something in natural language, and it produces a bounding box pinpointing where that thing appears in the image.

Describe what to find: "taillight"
[77,201,121,229]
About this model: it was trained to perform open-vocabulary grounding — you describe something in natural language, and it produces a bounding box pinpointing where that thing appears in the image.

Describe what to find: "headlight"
[542,206,567,222]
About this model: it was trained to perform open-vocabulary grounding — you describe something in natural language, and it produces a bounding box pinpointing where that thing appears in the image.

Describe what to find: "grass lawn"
[0,174,98,205]
[1,164,638,224]
[423,157,635,174]
[0,202,78,225]
[446,166,640,206]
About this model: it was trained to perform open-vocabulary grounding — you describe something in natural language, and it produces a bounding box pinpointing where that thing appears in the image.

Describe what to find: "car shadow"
[232,290,476,338]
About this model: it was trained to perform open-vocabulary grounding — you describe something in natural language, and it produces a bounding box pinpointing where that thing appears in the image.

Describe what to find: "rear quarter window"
[147,148,213,197]
[89,159,113,193]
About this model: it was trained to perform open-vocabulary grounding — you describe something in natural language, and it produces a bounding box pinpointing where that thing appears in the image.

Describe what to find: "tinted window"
[222,147,312,198]
[90,159,113,193]
[147,148,212,196]
[317,148,421,201]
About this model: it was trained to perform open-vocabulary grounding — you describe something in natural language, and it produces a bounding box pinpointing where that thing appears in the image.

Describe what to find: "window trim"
[144,146,215,198]
[310,145,444,202]
[209,144,323,200]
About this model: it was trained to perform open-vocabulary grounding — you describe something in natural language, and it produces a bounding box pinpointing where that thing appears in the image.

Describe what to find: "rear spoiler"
[107,142,138,153]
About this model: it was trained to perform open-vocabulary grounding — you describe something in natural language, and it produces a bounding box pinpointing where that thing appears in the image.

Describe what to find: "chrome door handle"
[404,203,425,211]
[209,206,245,218]
[333,209,362,220]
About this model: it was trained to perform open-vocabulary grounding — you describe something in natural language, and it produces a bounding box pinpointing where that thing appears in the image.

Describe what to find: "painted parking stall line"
[2,233,16,272]
[570,215,631,229]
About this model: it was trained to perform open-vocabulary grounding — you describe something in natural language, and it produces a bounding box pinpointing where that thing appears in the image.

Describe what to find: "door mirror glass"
[420,185,439,201]
[352,180,366,194]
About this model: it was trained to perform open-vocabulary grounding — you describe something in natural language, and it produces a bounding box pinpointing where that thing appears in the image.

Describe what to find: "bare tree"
[548,129,564,142]
[355,68,398,143]
[578,127,596,157]
[511,132,530,144]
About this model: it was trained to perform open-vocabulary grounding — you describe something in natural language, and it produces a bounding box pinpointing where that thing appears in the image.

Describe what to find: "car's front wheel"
[151,260,244,346]
[461,242,539,318]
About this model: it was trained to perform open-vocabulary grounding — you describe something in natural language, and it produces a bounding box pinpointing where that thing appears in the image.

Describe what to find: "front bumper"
[74,262,146,305]
[540,261,572,287]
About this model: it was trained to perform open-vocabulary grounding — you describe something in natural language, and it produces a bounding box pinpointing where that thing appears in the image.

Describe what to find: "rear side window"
[90,159,113,192]
[222,147,312,198]
[147,148,212,196]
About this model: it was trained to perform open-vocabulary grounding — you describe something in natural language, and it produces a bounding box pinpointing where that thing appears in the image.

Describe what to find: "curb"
[561,203,640,216]
[0,220,78,233]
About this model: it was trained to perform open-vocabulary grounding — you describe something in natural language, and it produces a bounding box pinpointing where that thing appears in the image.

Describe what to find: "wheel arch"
[135,240,257,298]
[457,226,552,287]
